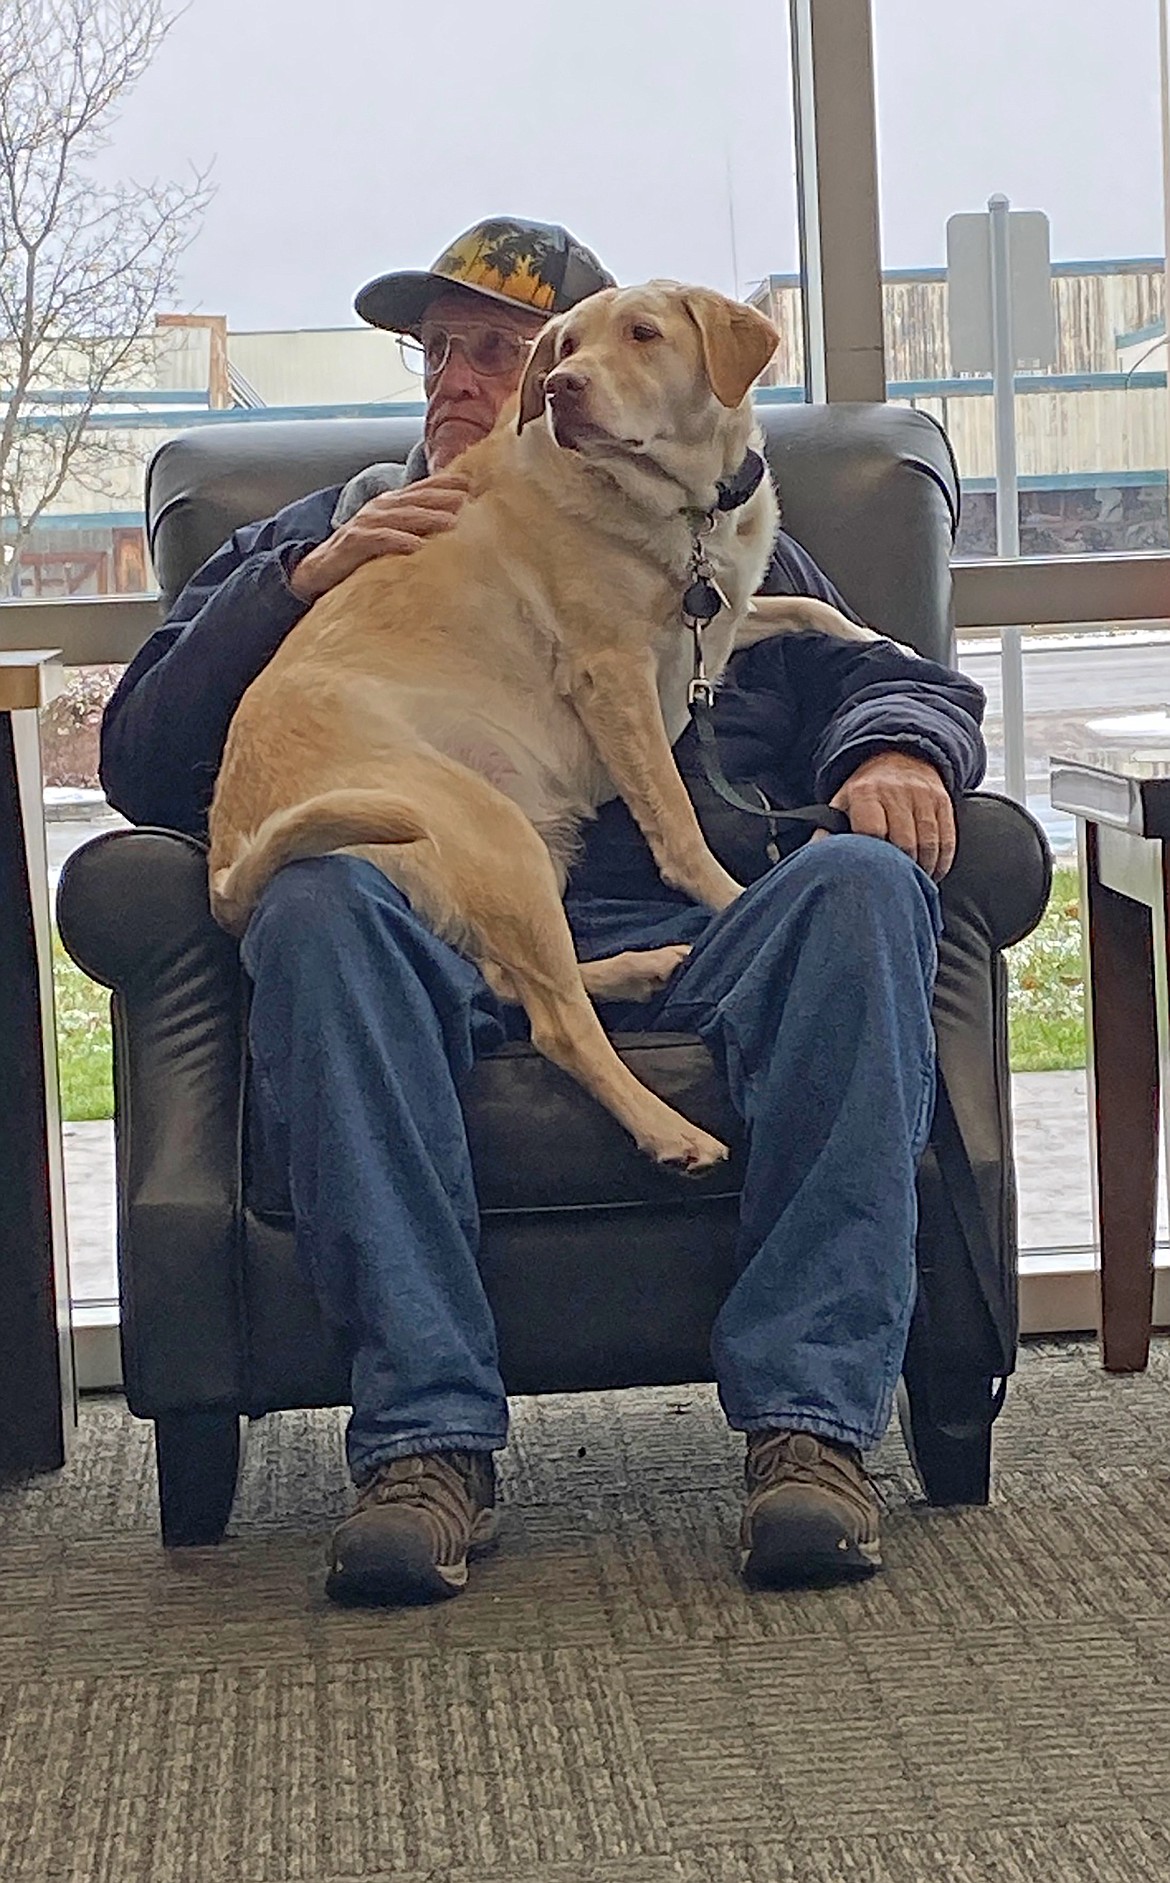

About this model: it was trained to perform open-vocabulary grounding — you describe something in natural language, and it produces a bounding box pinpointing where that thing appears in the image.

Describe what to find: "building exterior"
[749,259,1169,558]
[5,316,424,597]
[6,257,1169,593]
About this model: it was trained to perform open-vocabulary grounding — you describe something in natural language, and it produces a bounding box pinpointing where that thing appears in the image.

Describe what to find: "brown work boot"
[740,1430,882,1589]
[325,1450,498,1606]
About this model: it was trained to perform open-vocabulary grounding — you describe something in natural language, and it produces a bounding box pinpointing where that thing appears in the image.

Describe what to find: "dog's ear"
[517,321,561,432]
[682,290,778,408]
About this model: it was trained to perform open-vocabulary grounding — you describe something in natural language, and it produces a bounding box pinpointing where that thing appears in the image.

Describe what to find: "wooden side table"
[1050,747,1170,1372]
[0,650,76,1474]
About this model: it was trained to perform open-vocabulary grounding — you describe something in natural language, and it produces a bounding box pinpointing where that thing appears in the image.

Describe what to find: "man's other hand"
[289,470,470,604]
[826,752,956,880]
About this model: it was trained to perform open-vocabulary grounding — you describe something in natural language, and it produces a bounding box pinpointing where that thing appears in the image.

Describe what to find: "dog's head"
[516,282,778,470]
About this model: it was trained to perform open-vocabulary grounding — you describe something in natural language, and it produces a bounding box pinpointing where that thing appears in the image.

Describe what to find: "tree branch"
[0,0,210,576]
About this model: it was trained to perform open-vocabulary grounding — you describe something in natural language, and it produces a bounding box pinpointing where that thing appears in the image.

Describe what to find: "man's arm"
[735,531,986,879]
[100,489,336,835]
[807,646,986,802]
[748,529,984,792]
[100,466,468,837]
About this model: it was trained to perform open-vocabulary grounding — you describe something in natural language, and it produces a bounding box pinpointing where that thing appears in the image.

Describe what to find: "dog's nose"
[546,369,589,401]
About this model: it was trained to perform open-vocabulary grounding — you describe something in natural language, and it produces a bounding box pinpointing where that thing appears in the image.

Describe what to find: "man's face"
[419,289,546,471]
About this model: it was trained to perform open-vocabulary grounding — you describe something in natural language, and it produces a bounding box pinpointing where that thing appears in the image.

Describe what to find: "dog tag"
[682,578,724,623]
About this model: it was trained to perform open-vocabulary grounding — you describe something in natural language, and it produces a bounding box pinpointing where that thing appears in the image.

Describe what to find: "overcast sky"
[90,0,1166,332]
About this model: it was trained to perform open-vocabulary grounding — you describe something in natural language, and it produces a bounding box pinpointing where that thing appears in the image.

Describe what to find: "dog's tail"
[210,788,429,934]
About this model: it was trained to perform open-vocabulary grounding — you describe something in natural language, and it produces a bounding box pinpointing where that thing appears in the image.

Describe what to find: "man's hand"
[289,470,469,604]
[825,752,956,880]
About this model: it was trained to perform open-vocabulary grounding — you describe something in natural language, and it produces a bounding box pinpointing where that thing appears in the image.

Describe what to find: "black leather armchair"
[57,403,1050,1545]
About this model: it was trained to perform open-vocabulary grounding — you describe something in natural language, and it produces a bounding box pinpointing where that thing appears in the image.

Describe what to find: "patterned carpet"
[5,1340,1170,1882]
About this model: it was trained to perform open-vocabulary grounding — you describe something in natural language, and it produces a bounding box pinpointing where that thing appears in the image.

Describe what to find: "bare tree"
[0,0,212,586]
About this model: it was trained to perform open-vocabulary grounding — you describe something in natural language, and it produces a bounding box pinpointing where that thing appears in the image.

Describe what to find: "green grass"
[1006,864,1086,1073]
[52,931,114,1122]
[48,863,1087,1122]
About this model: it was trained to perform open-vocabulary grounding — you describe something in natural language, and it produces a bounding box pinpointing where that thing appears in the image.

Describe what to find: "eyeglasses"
[398,327,535,382]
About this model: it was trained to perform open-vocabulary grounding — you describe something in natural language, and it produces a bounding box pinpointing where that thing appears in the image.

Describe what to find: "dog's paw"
[636,943,692,992]
[650,1125,729,1176]
[581,944,691,1003]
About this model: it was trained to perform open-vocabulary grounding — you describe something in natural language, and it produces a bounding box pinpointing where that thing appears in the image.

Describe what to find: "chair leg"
[896,1371,996,1507]
[154,1409,241,1547]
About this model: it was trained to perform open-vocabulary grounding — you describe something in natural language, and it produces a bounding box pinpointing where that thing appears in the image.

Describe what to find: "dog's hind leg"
[578,946,692,1003]
[385,770,727,1173]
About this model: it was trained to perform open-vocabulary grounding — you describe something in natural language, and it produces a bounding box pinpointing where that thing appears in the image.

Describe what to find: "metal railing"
[953,554,1170,631]
[4,550,1168,650]
[0,594,158,664]
[3,550,1170,821]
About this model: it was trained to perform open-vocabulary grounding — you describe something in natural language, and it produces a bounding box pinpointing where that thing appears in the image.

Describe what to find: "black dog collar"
[714,447,766,513]
[680,448,768,631]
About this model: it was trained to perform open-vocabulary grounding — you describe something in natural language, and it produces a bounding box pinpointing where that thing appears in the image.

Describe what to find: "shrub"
[1006,866,1085,1072]
[41,666,122,789]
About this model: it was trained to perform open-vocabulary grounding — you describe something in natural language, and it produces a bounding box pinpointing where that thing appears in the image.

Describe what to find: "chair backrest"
[146,401,959,663]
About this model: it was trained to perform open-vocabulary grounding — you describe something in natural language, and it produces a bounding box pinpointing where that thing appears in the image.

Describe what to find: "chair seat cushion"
[246,1032,748,1220]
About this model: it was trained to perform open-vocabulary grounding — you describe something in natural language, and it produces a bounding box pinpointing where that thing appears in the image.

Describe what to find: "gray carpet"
[5,1341,1170,1882]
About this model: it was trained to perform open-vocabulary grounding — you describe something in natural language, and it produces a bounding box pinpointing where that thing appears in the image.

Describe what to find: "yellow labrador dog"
[209,282,865,1173]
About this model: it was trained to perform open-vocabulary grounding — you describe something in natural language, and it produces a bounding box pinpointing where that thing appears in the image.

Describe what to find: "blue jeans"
[242,836,941,1482]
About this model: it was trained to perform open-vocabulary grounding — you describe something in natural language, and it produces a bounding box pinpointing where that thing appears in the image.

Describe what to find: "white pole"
[1153,1,1160,500]
[989,192,1027,804]
[988,194,1020,560]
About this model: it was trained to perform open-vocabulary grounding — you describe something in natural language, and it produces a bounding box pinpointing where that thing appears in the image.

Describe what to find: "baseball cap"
[354,216,615,336]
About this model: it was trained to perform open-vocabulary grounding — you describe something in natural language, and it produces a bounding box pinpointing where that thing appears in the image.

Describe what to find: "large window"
[873,0,1167,563]
[871,0,1169,840]
[7,0,1170,1359]
[11,0,803,611]
[18,0,802,1320]
[871,0,1170,1278]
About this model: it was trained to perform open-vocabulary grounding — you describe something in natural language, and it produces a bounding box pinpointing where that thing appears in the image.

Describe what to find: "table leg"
[1082,823,1159,1371]
[1157,850,1170,1314]
[0,708,75,1472]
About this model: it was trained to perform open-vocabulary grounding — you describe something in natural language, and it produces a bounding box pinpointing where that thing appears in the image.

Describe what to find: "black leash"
[689,696,849,863]
[681,454,849,863]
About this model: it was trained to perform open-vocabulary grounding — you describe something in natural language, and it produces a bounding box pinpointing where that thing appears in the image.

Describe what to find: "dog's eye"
[559,333,578,358]
[631,323,661,343]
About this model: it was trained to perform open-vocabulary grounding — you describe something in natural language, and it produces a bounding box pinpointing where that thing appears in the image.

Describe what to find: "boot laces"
[358,1451,486,1557]
[746,1431,866,1505]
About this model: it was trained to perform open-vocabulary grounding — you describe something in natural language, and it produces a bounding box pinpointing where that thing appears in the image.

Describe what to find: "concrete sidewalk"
[63,1069,1164,1305]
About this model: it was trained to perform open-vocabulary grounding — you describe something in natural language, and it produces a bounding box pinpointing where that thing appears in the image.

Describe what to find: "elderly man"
[101,216,985,1607]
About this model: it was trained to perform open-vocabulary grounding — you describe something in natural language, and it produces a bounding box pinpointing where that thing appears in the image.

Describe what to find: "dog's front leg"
[571,645,743,911]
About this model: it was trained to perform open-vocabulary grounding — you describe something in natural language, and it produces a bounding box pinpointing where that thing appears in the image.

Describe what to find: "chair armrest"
[930,791,1050,1371]
[56,828,248,1414]
[947,793,1052,951]
[55,826,230,989]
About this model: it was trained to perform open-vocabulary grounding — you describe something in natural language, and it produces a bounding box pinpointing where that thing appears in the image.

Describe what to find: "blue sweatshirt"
[100,481,985,900]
